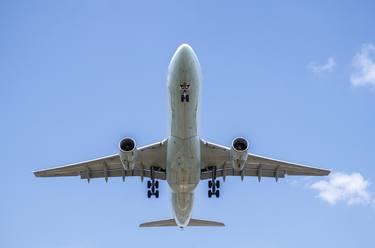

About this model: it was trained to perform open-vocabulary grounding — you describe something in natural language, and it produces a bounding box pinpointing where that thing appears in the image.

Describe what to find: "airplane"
[33,43,331,228]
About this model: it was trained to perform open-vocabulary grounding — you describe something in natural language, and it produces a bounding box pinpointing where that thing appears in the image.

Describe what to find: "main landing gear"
[147,179,159,198]
[208,166,220,198]
[208,179,220,198]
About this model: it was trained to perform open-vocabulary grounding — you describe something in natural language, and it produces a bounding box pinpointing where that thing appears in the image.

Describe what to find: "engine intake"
[230,137,249,170]
[119,137,137,170]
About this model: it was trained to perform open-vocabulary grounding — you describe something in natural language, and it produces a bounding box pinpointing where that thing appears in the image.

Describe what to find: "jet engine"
[119,137,137,170]
[230,137,249,170]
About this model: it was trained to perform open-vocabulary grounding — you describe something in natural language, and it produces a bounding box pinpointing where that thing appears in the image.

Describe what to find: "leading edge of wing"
[248,153,331,176]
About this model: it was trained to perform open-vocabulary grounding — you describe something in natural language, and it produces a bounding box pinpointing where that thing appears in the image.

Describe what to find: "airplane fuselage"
[166,44,201,227]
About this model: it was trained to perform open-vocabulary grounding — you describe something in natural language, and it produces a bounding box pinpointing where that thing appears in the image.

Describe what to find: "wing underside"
[34,140,167,181]
[200,139,330,180]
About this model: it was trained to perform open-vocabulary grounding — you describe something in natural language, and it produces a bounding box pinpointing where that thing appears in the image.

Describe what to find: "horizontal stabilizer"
[188,219,225,227]
[139,218,225,227]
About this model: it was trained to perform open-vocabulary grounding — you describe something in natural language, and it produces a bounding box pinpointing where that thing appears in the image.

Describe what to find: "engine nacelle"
[230,137,249,171]
[119,137,137,170]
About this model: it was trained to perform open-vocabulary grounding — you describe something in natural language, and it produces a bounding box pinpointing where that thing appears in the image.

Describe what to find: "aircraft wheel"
[208,180,212,188]
[155,180,159,189]
[215,190,220,198]
[155,190,159,198]
[208,190,212,198]
[147,190,152,198]
[181,95,185,102]
[186,95,189,102]
[216,180,220,188]
[147,181,152,189]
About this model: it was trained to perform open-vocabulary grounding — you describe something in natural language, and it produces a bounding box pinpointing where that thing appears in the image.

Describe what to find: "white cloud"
[351,44,375,86]
[310,172,372,206]
[308,57,336,75]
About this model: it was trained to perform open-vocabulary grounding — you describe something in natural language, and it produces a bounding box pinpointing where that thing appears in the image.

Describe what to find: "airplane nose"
[167,43,201,89]
[177,43,193,57]
[171,43,196,66]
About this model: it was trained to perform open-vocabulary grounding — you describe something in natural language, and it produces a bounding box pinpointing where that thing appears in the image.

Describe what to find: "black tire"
[208,190,212,198]
[216,180,220,188]
[155,190,159,198]
[215,190,220,198]
[181,95,184,102]
[147,181,151,189]
[147,190,152,198]
[208,180,212,188]
[186,95,189,102]
[155,180,159,189]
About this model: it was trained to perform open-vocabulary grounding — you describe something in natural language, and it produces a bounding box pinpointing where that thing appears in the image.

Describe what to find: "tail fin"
[139,218,225,227]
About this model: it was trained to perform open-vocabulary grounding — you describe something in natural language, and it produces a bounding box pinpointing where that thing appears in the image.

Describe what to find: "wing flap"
[79,167,166,180]
[201,166,286,180]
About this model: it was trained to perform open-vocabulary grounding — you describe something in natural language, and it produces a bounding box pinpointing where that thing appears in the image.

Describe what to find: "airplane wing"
[200,139,330,181]
[34,140,167,181]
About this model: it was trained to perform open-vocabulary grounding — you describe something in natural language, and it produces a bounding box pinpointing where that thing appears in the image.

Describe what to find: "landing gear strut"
[208,166,220,198]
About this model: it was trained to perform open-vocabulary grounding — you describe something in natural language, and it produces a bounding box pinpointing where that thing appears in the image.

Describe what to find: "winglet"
[139,218,225,227]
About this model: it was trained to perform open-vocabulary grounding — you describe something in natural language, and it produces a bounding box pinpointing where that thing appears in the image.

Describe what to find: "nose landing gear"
[181,90,189,102]
[180,83,190,102]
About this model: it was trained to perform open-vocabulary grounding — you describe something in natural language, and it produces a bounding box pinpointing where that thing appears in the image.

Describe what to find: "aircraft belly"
[166,43,202,227]
[166,136,200,192]
[170,89,198,139]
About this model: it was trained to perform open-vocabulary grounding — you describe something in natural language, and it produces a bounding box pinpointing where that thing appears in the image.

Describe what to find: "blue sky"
[1,1,375,247]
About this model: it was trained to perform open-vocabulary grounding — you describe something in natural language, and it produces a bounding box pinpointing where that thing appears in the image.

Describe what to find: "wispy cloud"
[308,57,336,75]
[351,44,375,86]
[310,172,372,206]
